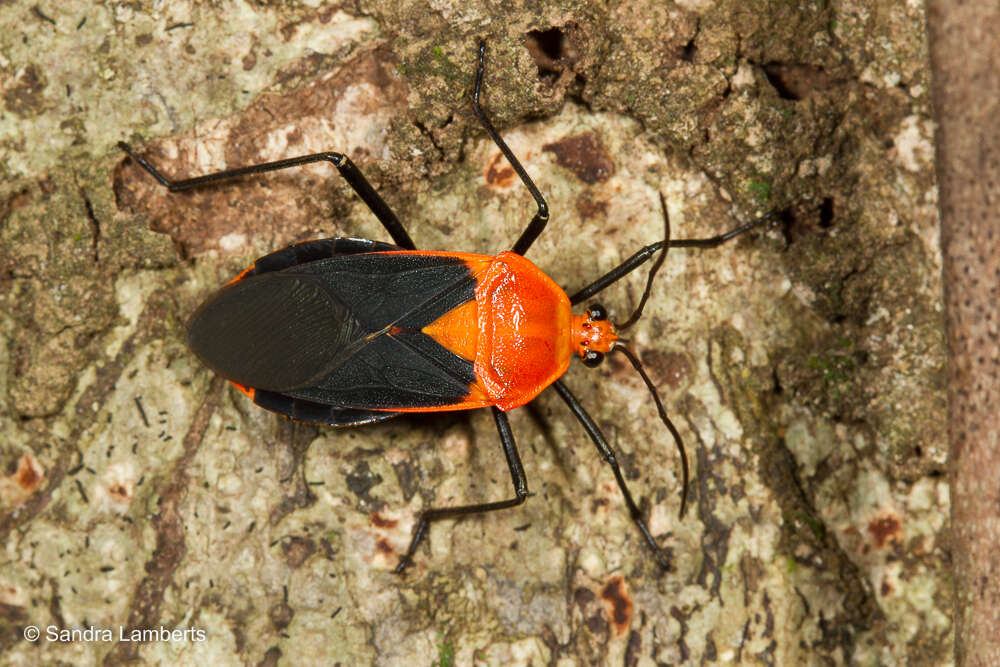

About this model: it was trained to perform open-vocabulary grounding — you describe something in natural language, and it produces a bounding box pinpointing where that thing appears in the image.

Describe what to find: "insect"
[118,41,770,573]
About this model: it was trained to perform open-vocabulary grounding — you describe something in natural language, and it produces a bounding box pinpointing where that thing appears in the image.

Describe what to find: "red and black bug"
[119,41,770,573]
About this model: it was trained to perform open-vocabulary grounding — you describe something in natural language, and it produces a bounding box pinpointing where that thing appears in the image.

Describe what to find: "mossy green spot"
[748,180,772,202]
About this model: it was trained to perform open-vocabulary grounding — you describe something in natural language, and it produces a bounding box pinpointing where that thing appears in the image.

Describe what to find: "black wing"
[187,242,479,422]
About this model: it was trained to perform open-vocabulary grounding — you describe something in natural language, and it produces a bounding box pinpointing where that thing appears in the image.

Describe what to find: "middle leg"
[394,407,530,573]
[470,41,550,256]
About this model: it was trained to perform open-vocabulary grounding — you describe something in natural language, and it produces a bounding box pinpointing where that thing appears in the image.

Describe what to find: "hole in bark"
[526,27,568,81]
[528,27,565,61]
[819,197,835,228]
[680,38,697,62]
[762,63,832,101]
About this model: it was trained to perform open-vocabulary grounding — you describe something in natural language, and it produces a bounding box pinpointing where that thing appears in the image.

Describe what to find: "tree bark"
[926,3,1000,665]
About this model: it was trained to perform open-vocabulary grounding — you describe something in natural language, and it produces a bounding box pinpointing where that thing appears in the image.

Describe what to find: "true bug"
[118,41,770,573]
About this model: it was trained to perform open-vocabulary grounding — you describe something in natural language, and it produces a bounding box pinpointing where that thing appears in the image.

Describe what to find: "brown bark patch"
[542,132,614,184]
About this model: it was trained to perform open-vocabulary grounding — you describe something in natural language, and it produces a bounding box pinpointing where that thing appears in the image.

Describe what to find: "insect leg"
[394,407,529,574]
[117,141,416,250]
[470,41,550,256]
[569,207,779,304]
[552,379,673,571]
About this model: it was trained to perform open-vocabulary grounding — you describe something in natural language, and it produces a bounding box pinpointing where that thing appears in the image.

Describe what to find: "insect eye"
[582,349,605,367]
[587,303,608,321]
